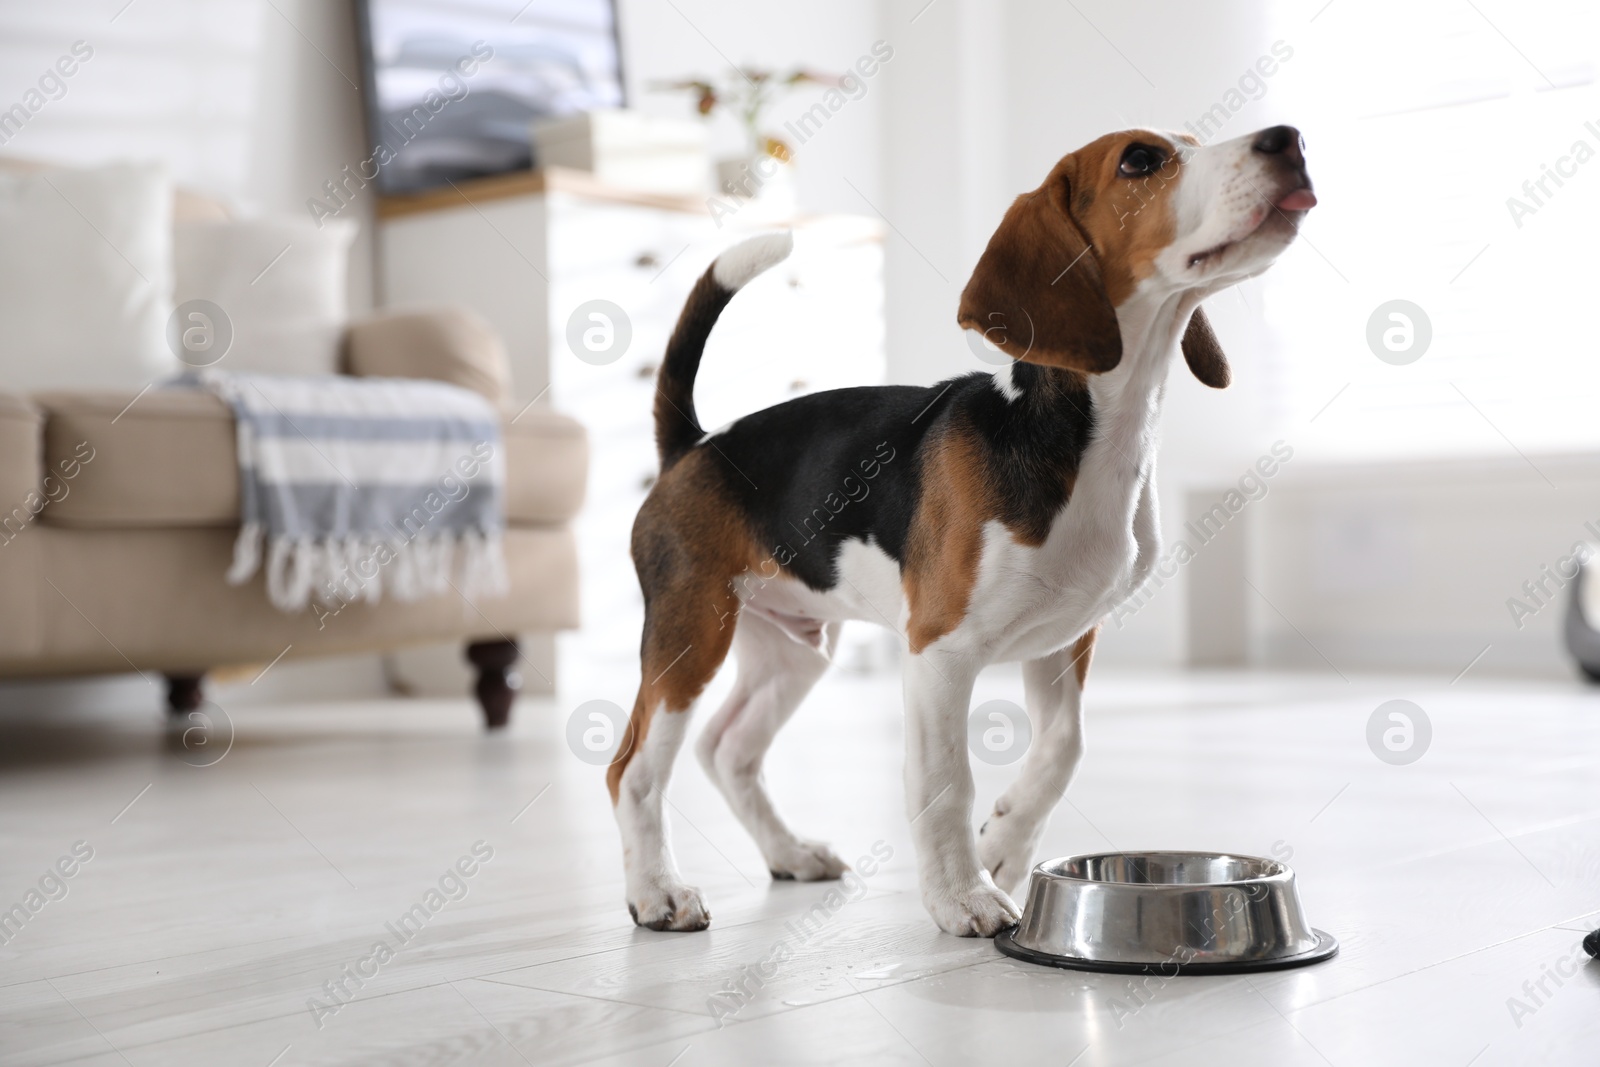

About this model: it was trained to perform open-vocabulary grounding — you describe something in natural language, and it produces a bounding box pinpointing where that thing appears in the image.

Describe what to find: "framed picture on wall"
[355,0,627,194]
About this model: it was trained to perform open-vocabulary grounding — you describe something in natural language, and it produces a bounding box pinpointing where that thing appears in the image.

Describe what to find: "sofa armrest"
[343,306,513,411]
[0,392,41,511]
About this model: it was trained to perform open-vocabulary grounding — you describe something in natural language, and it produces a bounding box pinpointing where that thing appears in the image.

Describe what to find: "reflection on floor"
[1,667,1597,1065]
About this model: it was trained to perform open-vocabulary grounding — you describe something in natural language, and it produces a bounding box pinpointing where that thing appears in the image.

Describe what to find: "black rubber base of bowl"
[994,927,1339,975]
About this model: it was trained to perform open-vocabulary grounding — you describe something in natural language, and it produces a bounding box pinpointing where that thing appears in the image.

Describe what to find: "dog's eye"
[1118,145,1165,177]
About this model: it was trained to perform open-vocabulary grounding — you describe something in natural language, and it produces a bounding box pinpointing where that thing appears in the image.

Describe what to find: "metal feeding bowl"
[996,851,1338,975]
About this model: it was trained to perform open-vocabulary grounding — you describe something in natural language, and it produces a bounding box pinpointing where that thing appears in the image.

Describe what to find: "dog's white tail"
[654,232,795,469]
[711,231,794,291]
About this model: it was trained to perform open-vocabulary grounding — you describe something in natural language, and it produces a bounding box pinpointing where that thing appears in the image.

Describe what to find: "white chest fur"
[955,363,1166,662]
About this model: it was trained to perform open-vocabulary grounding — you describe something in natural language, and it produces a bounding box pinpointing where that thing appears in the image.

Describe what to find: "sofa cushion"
[0,161,177,392]
[37,389,236,528]
[0,393,41,654]
[35,388,586,529]
[174,216,357,376]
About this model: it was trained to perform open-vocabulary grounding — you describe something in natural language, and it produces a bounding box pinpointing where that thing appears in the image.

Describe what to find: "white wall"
[874,0,1008,390]
[246,0,376,311]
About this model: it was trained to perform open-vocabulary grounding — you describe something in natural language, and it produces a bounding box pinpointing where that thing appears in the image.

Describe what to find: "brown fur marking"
[1065,133,1181,306]
[608,449,763,802]
[903,429,999,655]
[957,132,1185,373]
[1072,627,1098,688]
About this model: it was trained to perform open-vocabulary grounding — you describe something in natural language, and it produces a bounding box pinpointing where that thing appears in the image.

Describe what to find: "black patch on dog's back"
[704,384,937,590]
[960,360,1096,544]
[690,362,1097,592]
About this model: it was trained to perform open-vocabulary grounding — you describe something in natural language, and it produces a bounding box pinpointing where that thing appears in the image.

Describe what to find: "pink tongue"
[1277,188,1318,210]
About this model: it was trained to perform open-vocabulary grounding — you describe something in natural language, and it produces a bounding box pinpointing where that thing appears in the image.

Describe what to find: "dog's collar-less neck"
[1086,299,1179,478]
[998,293,1185,440]
[965,295,1182,549]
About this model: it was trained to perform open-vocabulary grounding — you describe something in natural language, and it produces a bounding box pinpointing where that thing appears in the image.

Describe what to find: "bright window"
[1263,0,1599,462]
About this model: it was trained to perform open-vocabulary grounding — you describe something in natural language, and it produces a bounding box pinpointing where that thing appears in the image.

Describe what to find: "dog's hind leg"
[608,604,739,927]
[696,612,847,882]
[977,628,1096,894]
[611,444,768,931]
[608,585,741,932]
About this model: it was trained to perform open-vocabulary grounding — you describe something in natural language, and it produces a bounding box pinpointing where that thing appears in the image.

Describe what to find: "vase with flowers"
[653,67,842,206]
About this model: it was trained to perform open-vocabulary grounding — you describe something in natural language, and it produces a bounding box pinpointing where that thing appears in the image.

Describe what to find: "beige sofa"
[0,308,586,729]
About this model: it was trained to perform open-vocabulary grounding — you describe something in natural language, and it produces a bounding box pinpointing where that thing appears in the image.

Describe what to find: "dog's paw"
[627,881,711,932]
[978,809,1039,896]
[923,875,1021,938]
[766,839,849,882]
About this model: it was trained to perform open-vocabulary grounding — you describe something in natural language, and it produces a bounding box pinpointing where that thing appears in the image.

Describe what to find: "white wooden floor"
[2,666,1597,1066]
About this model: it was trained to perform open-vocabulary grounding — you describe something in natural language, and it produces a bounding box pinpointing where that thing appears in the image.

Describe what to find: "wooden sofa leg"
[466,640,520,730]
[166,675,205,715]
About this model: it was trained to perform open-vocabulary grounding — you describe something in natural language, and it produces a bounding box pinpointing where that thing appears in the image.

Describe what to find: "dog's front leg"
[978,630,1094,894]
[903,651,1022,937]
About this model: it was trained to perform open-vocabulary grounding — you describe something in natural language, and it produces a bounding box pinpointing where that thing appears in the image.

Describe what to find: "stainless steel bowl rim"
[1031,850,1295,889]
[1004,849,1337,973]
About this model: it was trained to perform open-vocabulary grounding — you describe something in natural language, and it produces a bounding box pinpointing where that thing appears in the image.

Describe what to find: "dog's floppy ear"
[957,159,1121,374]
[1181,306,1230,389]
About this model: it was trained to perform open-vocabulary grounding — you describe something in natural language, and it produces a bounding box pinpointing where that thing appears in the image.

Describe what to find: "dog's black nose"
[1252,125,1302,156]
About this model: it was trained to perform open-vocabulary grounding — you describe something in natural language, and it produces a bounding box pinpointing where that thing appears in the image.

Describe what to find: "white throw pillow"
[174,216,356,376]
[0,161,175,391]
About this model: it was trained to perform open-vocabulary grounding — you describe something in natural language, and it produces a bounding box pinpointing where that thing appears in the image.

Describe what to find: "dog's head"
[958,126,1315,388]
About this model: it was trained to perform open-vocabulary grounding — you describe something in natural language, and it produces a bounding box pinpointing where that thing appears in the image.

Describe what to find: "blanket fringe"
[227,522,264,585]
[241,530,510,613]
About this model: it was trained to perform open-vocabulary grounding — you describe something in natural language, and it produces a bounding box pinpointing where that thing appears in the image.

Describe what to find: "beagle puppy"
[609,125,1316,936]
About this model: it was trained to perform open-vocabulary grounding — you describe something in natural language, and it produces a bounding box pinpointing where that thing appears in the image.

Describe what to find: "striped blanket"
[198,372,508,613]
